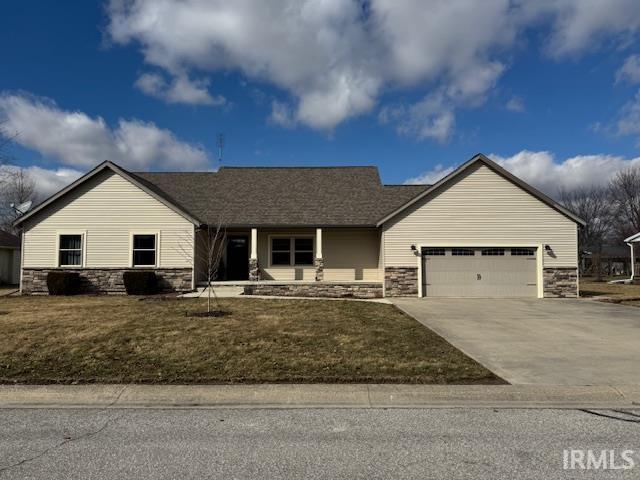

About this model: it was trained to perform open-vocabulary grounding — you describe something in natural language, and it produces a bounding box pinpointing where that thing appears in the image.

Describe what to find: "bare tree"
[609,165,640,241]
[0,166,36,233]
[178,219,227,314]
[559,185,612,280]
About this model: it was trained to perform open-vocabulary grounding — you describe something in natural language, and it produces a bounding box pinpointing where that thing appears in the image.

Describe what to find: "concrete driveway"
[391,298,640,386]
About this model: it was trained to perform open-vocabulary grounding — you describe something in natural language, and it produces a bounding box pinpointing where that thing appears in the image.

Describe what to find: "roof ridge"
[219,165,378,170]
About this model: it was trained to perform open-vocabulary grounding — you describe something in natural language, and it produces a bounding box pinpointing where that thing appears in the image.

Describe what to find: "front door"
[226,236,249,280]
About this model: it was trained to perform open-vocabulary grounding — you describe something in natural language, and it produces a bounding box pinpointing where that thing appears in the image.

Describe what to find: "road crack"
[0,386,128,477]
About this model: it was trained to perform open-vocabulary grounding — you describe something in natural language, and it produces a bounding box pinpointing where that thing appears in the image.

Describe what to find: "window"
[270,237,314,266]
[132,234,156,266]
[511,248,535,256]
[271,238,291,265]
[422,248,445,256]
[451,248,475,256]
[59,234,82,266]
[481,248,505,256]
[294,238,314,265]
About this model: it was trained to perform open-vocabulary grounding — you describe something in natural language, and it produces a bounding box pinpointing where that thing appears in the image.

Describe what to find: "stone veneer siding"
[244,282,382,299]
[543,267,578,298]
[314,258,324,281]
[384,267,418,297]
[21,268,193,294]
[249,258,259,281]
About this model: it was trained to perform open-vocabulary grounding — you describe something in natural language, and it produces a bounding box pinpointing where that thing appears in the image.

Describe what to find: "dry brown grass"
[580,280,640,298]
[0,295,502,385]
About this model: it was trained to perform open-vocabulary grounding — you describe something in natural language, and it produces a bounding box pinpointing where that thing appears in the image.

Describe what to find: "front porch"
[194,227,384,298]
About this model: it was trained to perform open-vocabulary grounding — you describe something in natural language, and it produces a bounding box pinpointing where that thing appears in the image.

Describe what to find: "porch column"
[315,228,324,281]
[249,228,259,281]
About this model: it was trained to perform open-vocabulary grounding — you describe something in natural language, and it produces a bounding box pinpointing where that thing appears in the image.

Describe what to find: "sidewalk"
[0,384,638,409]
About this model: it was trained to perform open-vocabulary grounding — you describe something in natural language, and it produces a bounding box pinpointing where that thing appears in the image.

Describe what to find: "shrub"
[47,271,81,295]
[123,271,157,295]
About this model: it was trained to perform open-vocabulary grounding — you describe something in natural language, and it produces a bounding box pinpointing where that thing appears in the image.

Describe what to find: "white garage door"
[421,247,537,298]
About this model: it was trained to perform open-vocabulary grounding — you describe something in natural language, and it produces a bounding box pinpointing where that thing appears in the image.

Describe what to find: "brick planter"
[21,268,193,294]
[384,267,418,296]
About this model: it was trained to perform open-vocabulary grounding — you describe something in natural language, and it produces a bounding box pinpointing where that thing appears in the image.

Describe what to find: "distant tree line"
[559,165,640,280]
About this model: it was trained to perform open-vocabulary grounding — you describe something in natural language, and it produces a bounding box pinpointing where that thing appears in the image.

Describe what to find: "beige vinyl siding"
[257,228,381,281]
[383,163,578,268]
[323,229,381,281]
[22,170,194,268]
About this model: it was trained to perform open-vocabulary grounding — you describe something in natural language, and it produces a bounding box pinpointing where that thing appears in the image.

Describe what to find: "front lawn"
[580,278,640,307]
[0,296,502,384]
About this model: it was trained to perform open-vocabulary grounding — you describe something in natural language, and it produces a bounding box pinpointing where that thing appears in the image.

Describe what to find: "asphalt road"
[0,408,639,479]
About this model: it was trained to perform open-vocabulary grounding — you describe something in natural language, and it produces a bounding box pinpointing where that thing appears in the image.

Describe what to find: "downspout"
[629,242,636,282]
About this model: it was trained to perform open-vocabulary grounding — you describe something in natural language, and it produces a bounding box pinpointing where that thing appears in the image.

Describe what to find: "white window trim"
[56,231,86,268]
[129,232,160,268]
[267,235,315,268]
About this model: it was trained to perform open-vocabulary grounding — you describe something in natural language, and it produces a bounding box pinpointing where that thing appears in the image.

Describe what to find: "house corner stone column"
[315,228,323,281]
[384,267,418,296]
[249,228,259,281]
[314,258,324,281]
[543,267,578,298]
[249,258,259,281]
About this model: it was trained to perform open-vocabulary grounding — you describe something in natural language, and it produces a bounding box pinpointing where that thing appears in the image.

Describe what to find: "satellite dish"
[10,200,32,215]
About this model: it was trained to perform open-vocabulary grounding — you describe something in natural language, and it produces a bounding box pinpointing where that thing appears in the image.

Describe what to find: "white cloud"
[522,0,640,58]
[106,0,640,136]
[380,91,456,143]
[490,150,640,195]
[268,100,295,128]
[135,72,225,106]
[616,54,640,84]
[505,96,525,112]
[1,163,83,200]
[616,90,640,137]
[0,93,210,171]
[405,164,455,185]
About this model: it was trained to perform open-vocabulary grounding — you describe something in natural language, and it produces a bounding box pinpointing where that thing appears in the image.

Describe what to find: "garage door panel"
[422,248,537,298]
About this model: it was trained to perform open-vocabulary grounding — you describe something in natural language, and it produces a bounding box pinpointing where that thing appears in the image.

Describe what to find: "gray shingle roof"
[0,230,20,248]
[134,167,429,227]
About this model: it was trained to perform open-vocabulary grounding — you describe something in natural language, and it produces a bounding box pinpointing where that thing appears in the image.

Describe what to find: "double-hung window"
[58,234,83,267]
[293,238,314,265]
[270,237,314,266]
[132,234,157,267]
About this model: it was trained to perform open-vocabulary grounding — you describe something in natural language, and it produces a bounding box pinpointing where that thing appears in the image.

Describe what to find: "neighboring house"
[624,232,640,283]
[581,245,633,277]
[13,153,584,298]
[0,230,21,285]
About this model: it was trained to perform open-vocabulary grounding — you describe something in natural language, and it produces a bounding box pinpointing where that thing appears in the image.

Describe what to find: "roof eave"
[624,232,640,243]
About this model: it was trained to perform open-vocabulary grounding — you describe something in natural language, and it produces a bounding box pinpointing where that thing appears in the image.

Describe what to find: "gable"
[382,162,578,268]
[378,155,584,227]
[22,169,193,230]
[14,162,200,228]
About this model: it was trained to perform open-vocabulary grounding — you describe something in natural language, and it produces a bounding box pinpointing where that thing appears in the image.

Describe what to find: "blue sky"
[2,1,640,198]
